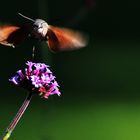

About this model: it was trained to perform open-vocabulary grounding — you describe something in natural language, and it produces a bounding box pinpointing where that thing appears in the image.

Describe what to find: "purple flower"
[9,61,61,99]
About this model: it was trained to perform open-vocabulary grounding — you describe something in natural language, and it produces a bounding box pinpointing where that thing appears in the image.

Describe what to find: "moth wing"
[47,25,88,52]
[0,25,28,48]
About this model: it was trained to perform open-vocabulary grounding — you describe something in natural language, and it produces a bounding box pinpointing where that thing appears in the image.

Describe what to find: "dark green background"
[1,0,140,140]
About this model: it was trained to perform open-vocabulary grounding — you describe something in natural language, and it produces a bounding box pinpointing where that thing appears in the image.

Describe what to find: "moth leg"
[0,41,15,48]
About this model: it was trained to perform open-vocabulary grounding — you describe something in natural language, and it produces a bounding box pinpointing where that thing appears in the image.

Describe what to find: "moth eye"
[33,24,39,29]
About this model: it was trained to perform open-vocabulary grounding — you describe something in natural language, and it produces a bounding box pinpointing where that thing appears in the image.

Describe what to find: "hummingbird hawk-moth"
[0,13,88,52]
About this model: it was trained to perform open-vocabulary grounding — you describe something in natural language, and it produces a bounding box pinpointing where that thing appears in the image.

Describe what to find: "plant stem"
[0,93,33,140]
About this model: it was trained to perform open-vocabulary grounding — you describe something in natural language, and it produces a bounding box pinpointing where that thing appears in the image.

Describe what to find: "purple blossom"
[9,61,61,99]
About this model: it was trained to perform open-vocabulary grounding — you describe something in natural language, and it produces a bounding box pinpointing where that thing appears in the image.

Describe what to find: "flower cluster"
[9,61,60,99]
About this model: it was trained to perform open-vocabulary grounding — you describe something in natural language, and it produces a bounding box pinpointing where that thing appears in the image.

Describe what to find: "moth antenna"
[18,13,35,22]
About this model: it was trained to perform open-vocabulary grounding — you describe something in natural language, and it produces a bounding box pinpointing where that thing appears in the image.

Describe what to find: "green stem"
[0,93,32,140]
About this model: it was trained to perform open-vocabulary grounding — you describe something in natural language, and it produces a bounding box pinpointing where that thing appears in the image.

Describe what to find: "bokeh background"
[1,0,140,140]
